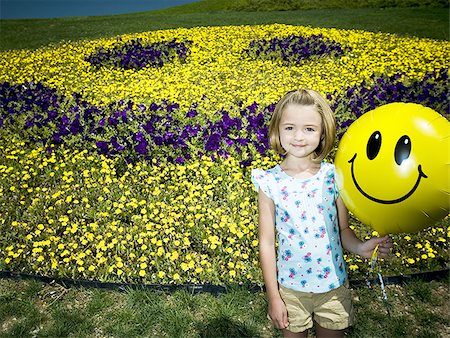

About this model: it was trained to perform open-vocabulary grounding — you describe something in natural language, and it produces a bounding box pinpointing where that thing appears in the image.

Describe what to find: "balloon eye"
[367,131,382,160]
[395,135,411,165]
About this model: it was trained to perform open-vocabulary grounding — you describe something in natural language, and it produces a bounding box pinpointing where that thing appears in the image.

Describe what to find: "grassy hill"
[0,0,448,51]
[156,0,447,13]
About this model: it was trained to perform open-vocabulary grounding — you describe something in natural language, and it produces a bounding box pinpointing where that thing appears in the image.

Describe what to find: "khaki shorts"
[278,284,355,333]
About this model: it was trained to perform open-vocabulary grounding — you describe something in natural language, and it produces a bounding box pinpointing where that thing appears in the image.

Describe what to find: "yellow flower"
[181,262,189,271]
[169,251,179,261]
[349,264,359,272]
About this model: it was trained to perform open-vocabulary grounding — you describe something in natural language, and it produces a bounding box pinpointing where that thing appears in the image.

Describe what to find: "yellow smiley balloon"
[335,102,450,235]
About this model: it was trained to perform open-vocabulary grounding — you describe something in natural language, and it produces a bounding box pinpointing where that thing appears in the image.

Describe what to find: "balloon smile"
[348,153,428,204]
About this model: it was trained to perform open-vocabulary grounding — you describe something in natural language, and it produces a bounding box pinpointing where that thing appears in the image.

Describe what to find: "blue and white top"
[251,162,348,293]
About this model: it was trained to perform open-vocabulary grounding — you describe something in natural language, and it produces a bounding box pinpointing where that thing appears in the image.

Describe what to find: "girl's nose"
[294,131,304,141]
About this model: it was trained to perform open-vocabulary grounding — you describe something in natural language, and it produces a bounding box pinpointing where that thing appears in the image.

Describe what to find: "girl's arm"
[258,189,289,329]
[336,197,392,259]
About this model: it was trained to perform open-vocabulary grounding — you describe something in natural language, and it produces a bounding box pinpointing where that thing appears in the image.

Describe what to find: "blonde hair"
[268,88,336,163]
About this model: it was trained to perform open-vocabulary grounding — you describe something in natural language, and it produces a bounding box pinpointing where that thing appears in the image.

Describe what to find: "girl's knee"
[314,321,345,338]
[282,328,308,338]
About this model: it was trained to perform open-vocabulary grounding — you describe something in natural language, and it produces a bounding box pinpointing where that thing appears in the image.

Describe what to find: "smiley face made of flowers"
[335,102,449,235]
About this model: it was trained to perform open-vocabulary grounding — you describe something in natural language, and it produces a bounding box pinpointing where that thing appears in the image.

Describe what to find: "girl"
[251,89,392,338]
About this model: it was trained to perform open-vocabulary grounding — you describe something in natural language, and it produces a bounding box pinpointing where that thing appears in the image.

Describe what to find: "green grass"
[164,0,447,12]
[0,1,448,51]
[1,278,449,338]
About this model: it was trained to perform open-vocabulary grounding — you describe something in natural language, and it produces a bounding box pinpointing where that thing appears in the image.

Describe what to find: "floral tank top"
[251,162,348,293]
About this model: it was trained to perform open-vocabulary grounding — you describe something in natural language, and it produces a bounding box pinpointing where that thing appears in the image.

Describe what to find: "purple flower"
[340,119,354,129]
[61,115,70,125]
[166,103,180,112]
[153,135,163,146]
[331,69,449,140]
[254,142,267,155]
[1,67,447,168]
[24,118,34,128]
[205,133,221,151]
[108,115,119,126]
[96,141,109,154]
[111,136,125,152]
[245,34,348,65]
[247,102,258,114]
[134,140,148,155]
[85,38,192,70]
[119,110,128,123]
[186,109,198,118]
[69,116,83,135]
[236,138,249,146]
[133,132,148,155]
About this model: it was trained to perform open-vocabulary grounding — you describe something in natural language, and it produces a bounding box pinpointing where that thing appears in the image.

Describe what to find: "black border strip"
[1,269,448,295]
[350,268,449,287]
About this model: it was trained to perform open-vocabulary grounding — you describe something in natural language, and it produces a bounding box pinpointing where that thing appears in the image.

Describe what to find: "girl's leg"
[314,322,344,338]
[282,328,308,338]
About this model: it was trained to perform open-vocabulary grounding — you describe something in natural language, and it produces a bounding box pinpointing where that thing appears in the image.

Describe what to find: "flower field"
[0,24,449,285]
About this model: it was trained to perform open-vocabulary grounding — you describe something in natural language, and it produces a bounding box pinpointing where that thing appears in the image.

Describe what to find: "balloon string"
[366,244,391,316]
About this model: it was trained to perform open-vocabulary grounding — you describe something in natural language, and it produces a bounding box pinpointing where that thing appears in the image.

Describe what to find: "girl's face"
[278,104,323,159]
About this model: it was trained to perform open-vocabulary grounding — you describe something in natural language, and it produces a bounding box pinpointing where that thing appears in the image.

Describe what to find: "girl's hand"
[359,235,393,259]
[268,296,289,329]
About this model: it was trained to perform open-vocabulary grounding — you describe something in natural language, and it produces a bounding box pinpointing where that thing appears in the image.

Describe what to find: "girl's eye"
[305,127,315,132]
[285,126,293,131]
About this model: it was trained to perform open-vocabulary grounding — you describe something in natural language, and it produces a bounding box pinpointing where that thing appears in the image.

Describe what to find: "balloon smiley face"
[335,102,450,235]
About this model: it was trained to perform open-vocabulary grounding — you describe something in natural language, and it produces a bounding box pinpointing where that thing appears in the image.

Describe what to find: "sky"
[1,0,200,19]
